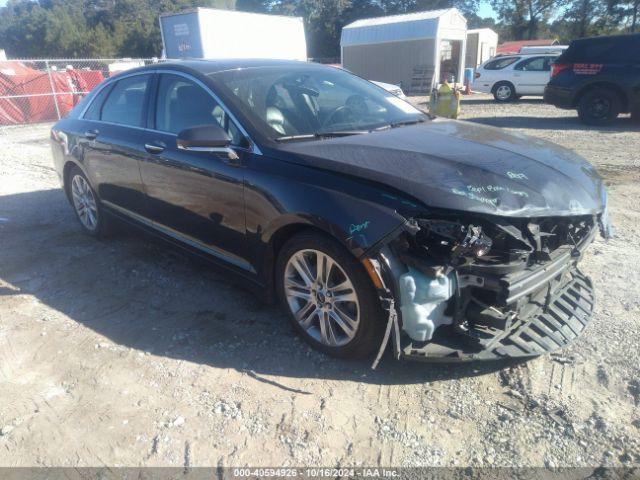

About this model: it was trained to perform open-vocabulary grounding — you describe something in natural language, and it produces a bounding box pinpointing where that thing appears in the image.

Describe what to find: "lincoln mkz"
[51,60,611,362]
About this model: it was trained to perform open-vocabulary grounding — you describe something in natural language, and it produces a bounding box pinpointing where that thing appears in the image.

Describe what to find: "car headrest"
[266,106,286,135]
[172,84,216,132]
[124,89,144,106]
[176,84,212,112]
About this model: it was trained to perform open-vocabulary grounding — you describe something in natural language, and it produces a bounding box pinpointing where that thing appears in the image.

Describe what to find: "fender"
[243,153,412,282]
[51,123,90,203]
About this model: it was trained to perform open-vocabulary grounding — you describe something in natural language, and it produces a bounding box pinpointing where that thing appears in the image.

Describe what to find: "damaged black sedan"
[50,60,612,362]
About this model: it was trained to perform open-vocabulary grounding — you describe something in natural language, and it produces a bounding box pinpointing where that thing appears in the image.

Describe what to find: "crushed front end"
[369,212,603,362]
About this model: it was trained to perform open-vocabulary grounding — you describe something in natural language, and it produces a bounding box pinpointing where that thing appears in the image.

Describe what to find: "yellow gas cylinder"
[429,82,460,119]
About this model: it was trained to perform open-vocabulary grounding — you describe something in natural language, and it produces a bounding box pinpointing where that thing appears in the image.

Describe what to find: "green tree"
[466,13,498,28]
[0,0,236,58]
[376,0,479,17]
[490,0,566,39]
[0,0,49,57]
[559,0,621,38]
[617,0,640,31]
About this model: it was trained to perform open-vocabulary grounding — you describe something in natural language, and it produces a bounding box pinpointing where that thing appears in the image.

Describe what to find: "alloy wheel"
[283,249,360,347]
[71,174,98,231]
[496,85,512,101]
[587,97,611,120]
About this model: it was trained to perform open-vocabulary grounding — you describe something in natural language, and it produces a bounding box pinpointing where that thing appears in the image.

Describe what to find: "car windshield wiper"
[374,117,429,131]
[276,130,369,142]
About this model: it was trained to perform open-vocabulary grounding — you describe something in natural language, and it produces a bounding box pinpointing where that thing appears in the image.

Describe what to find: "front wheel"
[276,233,384,359]
[493,82,516,102]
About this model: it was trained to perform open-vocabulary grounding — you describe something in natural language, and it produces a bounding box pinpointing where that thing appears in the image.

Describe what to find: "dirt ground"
[0,94,639,468]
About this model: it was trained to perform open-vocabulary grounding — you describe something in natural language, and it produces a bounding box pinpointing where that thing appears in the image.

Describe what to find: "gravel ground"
[0,94,639,468]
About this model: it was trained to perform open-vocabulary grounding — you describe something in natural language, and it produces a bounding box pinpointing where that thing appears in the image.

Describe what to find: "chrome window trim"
[79,68,262,156]
[79,70,152,120]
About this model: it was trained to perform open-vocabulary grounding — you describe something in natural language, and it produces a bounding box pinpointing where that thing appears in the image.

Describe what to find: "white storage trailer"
[340,9,467,94]
[160,8,307,61]
[465,28,498,68]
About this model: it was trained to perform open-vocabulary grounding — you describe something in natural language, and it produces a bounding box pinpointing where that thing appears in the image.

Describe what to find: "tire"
[577,88,621,126]
[68,166,112,237]
[493,82,516,102]
[276,232,385,359]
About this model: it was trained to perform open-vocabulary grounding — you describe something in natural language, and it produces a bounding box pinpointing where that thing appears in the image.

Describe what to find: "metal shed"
[340,8,467,94]
[465,28,498,68]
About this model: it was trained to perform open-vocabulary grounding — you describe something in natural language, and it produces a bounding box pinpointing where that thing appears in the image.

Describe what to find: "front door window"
[154,73,244,145]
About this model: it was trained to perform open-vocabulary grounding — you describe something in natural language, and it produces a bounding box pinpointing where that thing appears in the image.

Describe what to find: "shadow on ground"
[0,189,514,390]
[461,98,545,106]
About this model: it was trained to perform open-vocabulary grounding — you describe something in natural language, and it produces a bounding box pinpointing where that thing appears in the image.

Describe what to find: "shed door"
[439,40,462,83]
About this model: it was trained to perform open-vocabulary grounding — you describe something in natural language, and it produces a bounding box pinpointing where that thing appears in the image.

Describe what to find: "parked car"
[326,64,408,99]
[544,34,640,125]
[519,46,567,55]
[371,80,407,99]
[51,60,610,362]
[474,54,559,102]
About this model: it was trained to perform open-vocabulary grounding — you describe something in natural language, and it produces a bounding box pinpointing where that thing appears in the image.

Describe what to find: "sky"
[478,1,498,19]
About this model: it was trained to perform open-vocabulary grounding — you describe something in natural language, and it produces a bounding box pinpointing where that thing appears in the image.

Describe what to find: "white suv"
[474,54,559,102]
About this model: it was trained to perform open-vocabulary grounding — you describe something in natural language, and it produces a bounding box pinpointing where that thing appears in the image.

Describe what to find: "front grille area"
[392,213,598,361]
[475,269,595,358]
[401,268,595,361]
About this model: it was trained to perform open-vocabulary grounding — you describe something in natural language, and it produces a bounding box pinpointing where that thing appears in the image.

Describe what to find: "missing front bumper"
[400,268,595,361]
[368,216,600,366]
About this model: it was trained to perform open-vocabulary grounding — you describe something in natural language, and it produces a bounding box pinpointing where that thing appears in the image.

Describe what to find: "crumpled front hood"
[277,119,606,218]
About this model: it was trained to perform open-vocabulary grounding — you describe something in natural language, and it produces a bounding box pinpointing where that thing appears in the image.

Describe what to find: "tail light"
[551,63,571,78]
[474,72,481,80]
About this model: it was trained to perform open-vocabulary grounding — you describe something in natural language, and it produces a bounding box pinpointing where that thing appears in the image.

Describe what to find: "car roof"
[118,59,319,78]
[495,53,558,58]
[571,33,640,45]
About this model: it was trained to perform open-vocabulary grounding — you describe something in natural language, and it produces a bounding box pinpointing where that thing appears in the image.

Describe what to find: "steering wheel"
[321,105,356,129]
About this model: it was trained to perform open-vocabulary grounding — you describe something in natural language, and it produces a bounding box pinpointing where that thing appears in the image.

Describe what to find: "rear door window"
[100,74,151,128]
[484,57,520,70]
[515,57,553,71]
[83,84,113,121]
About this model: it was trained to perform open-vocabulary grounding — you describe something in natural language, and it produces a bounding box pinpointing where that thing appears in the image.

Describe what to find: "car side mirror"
[176,124,231,151]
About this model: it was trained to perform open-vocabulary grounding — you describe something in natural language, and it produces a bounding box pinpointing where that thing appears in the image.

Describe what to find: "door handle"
[84,129,99,140]
[145,143,165,154]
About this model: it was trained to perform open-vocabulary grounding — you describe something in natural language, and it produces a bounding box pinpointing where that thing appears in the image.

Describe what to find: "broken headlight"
[456,225,493,258]
[415,219,492,262]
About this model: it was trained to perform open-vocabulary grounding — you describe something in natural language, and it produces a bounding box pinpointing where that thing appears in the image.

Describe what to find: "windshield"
[210,65,426,140]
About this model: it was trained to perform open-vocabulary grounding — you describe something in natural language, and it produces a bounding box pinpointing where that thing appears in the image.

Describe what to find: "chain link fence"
[0,58,162,131]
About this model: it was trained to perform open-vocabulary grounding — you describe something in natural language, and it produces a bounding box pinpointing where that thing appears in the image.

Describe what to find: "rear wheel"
[276,232,384,359]
[578,88,621,126]
[493,82,516,102]
[68,166,111,237]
